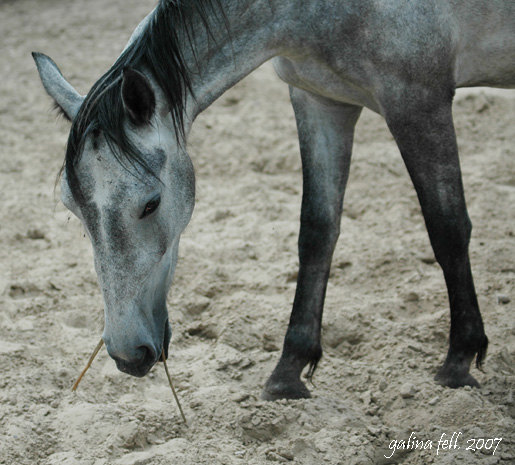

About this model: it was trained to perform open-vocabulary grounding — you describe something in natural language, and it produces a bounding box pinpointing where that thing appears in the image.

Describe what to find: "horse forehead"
[72,139,168,230]
[78,146,165,201]
[76,178,137,254]
[71,160,142,243]
[75,161,137,210]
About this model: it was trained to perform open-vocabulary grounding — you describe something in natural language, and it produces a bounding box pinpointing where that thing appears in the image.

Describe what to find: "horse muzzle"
[104,318,171,377]
[113,345,158,377]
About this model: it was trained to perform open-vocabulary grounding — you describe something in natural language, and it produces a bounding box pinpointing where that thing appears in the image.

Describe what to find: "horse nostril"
[106,341,158,377]
[136,345,156,366]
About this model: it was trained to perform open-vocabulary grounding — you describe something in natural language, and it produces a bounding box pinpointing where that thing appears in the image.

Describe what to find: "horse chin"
[115,358,154,378]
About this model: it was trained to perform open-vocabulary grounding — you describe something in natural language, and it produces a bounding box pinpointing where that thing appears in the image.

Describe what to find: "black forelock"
[64,0,225,203]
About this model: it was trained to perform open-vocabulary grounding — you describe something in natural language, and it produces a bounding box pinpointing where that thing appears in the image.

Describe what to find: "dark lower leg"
[385,95,488,388]
[420,203,487,387]
[435,255,488,387]
[262,236,335,400]
[262,91,361,400]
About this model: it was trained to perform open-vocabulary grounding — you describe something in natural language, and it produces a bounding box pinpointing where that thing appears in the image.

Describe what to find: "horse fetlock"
[434,360,480,389]
[283,329,323,366]
[435,341,486,389]
[262,363,311,401]
[475,334,489,370]
[261,340,322,401]
[451,326,488,368]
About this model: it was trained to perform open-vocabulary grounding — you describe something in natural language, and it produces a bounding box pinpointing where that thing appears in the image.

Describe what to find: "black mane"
[65,0,223,201]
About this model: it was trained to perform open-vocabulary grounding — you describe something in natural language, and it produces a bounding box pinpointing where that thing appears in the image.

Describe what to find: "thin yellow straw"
[162,351,187,425]
[72,338,104,391]
[71,339,187,425]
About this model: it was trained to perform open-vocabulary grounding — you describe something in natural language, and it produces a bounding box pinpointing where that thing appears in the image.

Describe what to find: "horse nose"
[104,338,158,377]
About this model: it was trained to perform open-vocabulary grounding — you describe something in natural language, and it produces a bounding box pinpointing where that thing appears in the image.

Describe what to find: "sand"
[1,0,514,464]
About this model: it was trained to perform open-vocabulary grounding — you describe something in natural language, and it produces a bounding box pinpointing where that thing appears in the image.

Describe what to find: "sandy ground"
[1,1,514,464]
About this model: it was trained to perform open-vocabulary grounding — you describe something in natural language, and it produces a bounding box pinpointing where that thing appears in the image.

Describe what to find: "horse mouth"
[112,319,171,377]
[116,359,154,378]
[162,319,171,360]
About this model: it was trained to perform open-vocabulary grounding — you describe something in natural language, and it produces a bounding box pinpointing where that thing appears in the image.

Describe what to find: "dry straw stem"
[72,338,104,391]
[162,351,188,425]
[71,338,187,425]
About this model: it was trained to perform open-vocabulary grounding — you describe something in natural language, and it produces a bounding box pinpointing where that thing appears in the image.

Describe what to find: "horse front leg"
[262,88,362,400]
[385,92,488,388]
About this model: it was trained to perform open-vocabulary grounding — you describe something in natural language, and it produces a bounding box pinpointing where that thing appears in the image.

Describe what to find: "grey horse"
[33,0,514,400]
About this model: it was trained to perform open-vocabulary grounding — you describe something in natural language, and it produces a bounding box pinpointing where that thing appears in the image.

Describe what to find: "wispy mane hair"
[64,0,225,202]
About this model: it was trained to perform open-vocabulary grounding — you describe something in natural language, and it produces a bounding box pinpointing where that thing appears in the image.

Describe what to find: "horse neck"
[183,0,291,119]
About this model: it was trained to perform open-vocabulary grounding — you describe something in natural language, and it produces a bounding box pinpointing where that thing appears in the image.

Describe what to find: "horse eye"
[140,196,160,218]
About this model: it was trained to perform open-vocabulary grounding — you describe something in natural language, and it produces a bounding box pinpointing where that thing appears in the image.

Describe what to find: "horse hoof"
[261,377,311,401]
[434,367,480,389]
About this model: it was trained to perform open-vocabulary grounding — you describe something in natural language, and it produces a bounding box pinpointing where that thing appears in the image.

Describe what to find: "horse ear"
[121,68,156,126]
[32,52,84,121]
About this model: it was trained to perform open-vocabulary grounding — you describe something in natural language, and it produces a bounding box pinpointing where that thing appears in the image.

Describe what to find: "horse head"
[34,53,195,377]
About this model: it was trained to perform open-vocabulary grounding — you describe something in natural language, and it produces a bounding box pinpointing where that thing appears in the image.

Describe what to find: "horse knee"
[299,210,340,262]
[429,208,472,268]
[300,206,341,240]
